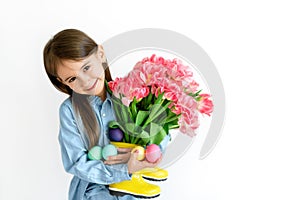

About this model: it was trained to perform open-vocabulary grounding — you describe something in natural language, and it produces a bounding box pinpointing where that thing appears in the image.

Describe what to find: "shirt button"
[102,113,106,117]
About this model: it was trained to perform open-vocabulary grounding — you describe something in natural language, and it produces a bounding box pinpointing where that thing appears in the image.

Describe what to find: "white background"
[1,0,299,199]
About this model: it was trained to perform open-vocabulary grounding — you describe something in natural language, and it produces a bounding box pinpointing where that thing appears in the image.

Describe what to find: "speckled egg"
[102,144,118,160]
[88,146,102,160]
[132,146,145,161]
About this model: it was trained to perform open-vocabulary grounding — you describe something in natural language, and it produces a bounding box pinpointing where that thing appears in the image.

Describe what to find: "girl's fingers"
[104,153,130,164]
[104,156,124,165]
[143,155,162,167]
[106,154,123,161]
[117,148,132,153]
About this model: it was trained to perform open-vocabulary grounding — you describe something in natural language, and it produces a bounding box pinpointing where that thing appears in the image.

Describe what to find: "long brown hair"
[43,29,112,149]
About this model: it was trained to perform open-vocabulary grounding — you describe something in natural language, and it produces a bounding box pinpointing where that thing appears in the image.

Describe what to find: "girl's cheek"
[94,68,104,77]
[69,82,80,92]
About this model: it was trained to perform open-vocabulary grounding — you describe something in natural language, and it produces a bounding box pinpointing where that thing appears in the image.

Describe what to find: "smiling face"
[57,46,106,97]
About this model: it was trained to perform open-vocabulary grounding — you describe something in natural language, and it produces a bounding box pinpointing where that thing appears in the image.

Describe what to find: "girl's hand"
[104,148,132,165]
[127,150,162,174]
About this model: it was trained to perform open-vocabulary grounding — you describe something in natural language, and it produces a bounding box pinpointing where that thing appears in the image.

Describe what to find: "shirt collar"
[88,92,113,106]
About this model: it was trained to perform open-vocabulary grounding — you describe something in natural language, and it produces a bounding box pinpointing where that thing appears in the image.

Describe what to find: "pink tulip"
[121,97,132,107]
[108,54,214,138]
[132,87,150,100]
[198,94,214,116]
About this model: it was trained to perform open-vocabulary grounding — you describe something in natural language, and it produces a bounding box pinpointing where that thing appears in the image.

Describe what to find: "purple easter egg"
[109,128,124,142]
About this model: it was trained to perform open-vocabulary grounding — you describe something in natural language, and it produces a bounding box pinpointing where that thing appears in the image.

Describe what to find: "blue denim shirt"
[58,93,170,200]
[59,93,137,200]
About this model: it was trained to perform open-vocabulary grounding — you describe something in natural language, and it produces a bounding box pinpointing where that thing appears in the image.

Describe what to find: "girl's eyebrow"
[64,61,91,82]
[81,60,90,69]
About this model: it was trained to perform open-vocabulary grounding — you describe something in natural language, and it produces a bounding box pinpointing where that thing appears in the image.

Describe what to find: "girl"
[43,29,162,200]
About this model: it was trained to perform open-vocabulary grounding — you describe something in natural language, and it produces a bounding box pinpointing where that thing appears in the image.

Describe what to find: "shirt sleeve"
[159,134,171,153]
[58,101,131,185]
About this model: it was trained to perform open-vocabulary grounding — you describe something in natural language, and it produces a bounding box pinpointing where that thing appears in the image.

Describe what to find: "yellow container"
[110,142,138,148]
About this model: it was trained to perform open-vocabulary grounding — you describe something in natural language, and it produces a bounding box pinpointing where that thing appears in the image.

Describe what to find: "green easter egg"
[88,146,102,160]
[102,144,117,160]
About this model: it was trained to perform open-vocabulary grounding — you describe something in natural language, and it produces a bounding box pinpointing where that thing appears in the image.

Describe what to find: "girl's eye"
[83,66,90,72]
[69,77,76,83]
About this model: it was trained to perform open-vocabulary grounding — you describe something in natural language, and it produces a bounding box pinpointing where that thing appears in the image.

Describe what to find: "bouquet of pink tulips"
[106,55,213,146]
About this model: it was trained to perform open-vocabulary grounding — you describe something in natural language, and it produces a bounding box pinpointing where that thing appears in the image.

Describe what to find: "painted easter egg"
[145,144,162,163]
[109,128,124,142]
[102,144,118,160]
[132,146,145,161]
[88,146,102,160]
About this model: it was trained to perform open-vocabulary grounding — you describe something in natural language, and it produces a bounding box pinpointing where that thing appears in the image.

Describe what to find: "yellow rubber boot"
[109,173,161,199]
[137,167,168,181]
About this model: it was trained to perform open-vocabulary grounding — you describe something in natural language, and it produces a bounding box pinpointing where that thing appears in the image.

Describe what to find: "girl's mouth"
[86,79,98,91]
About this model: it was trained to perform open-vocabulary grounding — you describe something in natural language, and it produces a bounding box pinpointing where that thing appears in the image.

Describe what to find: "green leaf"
[124,123,136,143]
[124,123,143,143]
[164,114,180,124]
[149,123,167,145]
[163,124,169,135]
[195,89,202,96]
[109,121,123,130]
[131,129,149,145]
[146,91,153,107]
[150,101,171,121]
[130,97,138,121]
[142,100,171,129]
[195,96,201,101]
[169,124,180,129]
[167,118,180,130]
[125,123,136,135]
[150,123,162,135]
[112,98,132,123]
[154,92,164,104]
[135,110,149,126]
[111,97,124,122]
[127,106,133,123]
[120,103,129,123]
[188,89,202,98]
[139,130,150,145]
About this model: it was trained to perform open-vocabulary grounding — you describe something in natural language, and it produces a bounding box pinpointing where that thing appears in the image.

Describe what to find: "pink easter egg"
[145,144,162,163]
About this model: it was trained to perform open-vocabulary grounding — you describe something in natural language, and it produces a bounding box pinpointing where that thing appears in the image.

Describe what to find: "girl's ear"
[98,44,107,61]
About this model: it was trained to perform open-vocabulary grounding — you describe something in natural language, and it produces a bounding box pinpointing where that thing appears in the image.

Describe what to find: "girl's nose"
[77,73,91,87]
